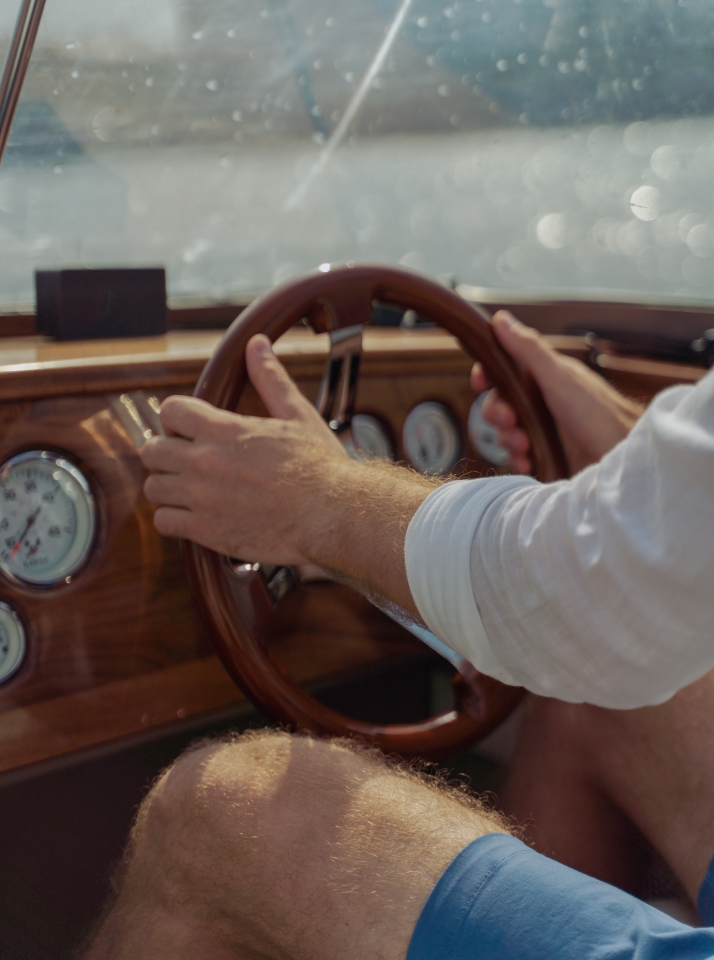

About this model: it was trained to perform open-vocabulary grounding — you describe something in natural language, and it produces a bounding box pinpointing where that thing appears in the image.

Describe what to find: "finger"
[470,362,490,395]
[152,505,196,541]
[159,395,217,441]
[140,435,192,474]
[246,335,311,421]
[481,389,518,430]
[492,311,560,384]
[510,453,532,475]
[497,427,530,454]
[144,472,192,508]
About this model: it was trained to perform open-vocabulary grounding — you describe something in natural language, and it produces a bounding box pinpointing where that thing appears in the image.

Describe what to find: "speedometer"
[0,451,97,587]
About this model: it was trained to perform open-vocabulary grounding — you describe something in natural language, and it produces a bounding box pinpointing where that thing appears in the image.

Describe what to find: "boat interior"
[0,0,713,955]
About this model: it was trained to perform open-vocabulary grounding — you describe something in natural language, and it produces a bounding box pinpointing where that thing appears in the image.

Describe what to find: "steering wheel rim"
[185,263,567,760]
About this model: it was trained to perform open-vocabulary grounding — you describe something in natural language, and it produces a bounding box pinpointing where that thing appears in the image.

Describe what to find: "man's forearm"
[300,458,440,617]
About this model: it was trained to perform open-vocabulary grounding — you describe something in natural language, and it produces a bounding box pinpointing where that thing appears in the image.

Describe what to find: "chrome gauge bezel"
[402,401,461,476]
[0,601,25,684]
[0,450,97,588]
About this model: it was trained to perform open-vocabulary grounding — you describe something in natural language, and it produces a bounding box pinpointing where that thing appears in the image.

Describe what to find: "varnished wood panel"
[0,391,210,712]
[0,585,424,775]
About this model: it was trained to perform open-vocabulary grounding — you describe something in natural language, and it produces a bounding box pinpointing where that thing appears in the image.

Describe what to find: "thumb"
[492,311,559,386]
[246,334,310,420]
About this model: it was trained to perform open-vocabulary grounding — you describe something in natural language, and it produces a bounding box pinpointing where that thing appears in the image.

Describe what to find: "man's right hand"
[472,311,645,475]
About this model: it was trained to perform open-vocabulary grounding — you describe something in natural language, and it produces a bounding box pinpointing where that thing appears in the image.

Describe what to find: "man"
[84,312,714,959]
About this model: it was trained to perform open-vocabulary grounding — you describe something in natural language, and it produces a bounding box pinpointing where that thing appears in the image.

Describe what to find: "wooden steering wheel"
[185,264,567,760]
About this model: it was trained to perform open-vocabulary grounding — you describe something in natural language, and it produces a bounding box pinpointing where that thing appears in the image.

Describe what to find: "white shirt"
[405,369,714,709]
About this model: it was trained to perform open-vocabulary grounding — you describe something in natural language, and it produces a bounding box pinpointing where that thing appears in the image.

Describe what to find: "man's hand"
[141,335,349,565]
[141,334,434,614]
[472,311,644,475]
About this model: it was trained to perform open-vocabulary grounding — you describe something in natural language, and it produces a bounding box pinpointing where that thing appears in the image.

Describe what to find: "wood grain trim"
[0,656,240,774]
[0,626,425,774]
[0,329,473,401]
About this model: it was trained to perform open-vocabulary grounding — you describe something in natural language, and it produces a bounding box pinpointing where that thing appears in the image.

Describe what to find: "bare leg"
[501,671,714,906]
[83,730,510,960]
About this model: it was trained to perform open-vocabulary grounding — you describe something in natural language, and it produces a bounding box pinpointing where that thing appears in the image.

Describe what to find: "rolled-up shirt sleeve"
[405,370,714,708]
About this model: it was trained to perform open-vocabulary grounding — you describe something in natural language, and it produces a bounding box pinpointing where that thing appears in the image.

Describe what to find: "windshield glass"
[2,0,714,311]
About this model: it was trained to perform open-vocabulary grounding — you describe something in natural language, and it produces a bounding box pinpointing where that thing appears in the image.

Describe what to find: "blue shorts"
[406,834,714,960]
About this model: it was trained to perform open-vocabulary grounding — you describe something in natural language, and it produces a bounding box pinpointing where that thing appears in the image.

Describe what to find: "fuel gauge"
[402,402,460,475]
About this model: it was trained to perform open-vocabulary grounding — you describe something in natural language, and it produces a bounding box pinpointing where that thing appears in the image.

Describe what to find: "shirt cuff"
[405,476,537,684]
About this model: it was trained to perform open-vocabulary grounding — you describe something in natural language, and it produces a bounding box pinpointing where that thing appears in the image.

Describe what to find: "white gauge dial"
[468,392,510,466]
[0,602,25,683]
[352,414,394,460]
[0,451,96,586]
[402,402,461,475]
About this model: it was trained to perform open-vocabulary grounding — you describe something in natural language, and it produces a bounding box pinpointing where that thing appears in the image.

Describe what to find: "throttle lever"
[315,324,363,457]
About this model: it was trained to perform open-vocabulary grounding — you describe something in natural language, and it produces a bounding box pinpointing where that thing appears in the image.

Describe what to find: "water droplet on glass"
[517,53,527,64]
[206,79,219,91]
[481,11,492,22]
[53,165,63,174]
[558,61,570,74]
[687,223,714,258]
[313,59,323,70]
[630,185,660,221]
[65,42,75,50]
[325,17,335,26]
[539,54,549,67]
[497,60,508,72]
[632,78,644,91]
[536,213,567,249]
[227,28,235,38]
[71,70,80,79]
[232,110,242,122]
[344,72,356,83]
[438,84,450,97]
[145,77,154,87]
[417,15,428,27]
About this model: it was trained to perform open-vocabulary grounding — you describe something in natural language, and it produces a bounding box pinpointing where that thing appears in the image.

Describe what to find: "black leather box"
[35,268,167,340]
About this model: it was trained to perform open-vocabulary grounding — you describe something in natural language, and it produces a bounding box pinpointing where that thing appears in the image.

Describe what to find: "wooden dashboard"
[0,324,705,777]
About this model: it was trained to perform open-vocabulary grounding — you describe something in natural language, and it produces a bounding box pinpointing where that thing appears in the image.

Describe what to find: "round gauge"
[0,451,96,587]
[402,402,461,475]
[0,602,25,684]
[352,414,394,460]
[468,392,510,467]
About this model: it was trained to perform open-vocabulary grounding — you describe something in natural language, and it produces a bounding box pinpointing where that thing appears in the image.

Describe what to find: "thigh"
[502,672,714,906]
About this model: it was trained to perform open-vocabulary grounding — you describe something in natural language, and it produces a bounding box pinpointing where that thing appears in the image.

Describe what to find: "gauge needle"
[9,506,40,560]
[415,425,430,464]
